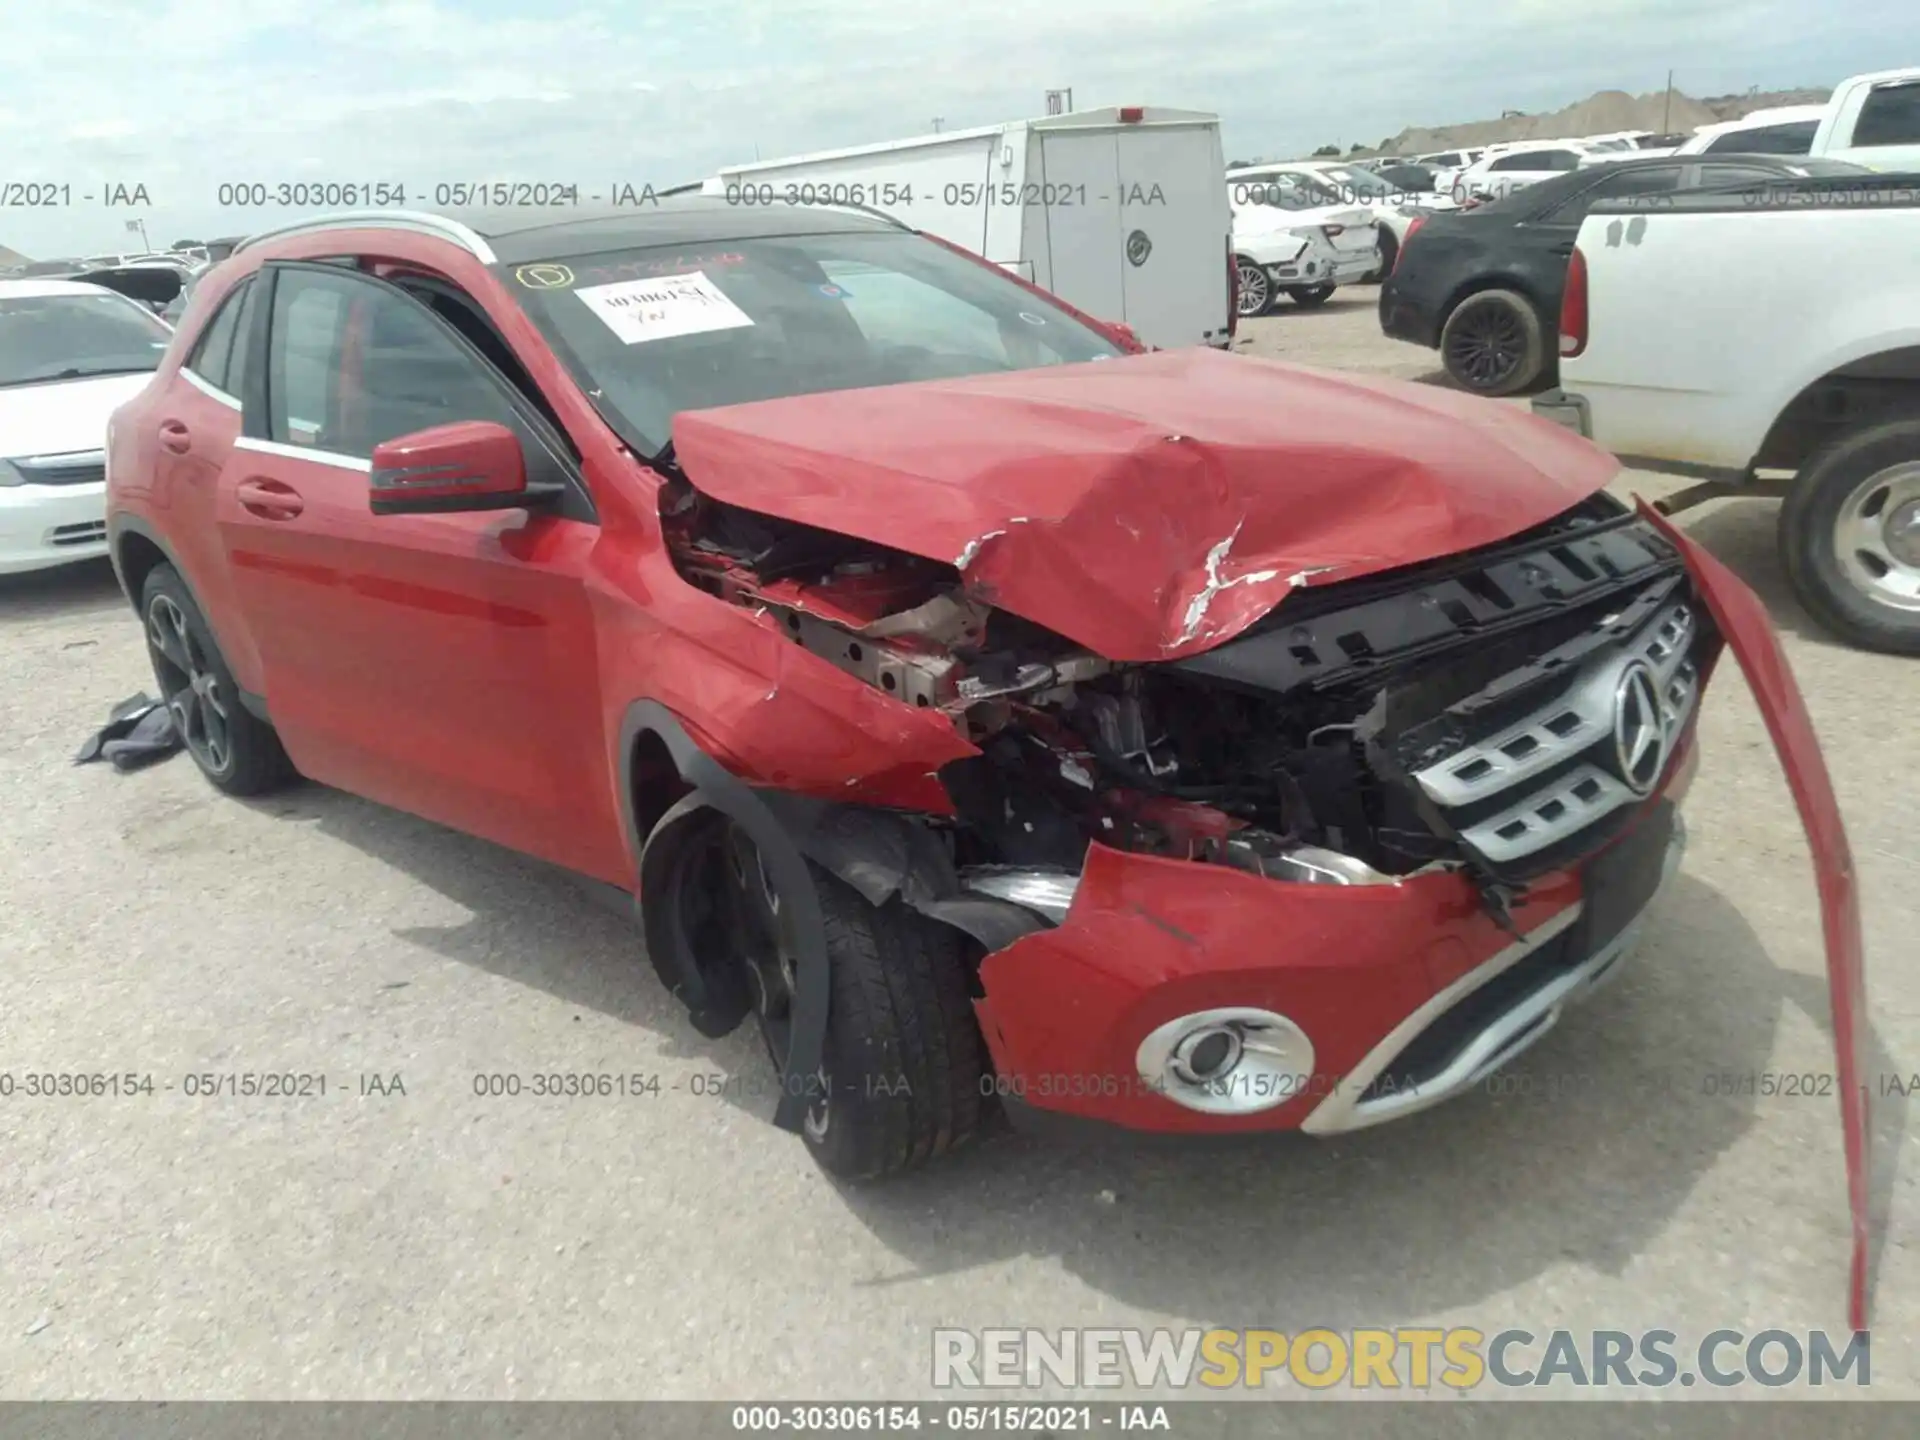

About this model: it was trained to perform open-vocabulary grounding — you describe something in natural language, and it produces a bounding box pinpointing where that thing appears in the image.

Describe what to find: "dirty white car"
[1228,168,1378,314]
[0,279,171,574]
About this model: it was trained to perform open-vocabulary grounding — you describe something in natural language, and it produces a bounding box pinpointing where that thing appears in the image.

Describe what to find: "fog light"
[1172,1026,1242,1084]
[1136,1007,1315,1115]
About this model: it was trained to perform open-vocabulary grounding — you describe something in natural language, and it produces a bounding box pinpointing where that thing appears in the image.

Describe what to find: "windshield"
[0,290,174,387]
[503,227,1124,459]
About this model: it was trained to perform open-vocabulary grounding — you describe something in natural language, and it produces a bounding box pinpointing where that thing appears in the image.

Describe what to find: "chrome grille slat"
[1411,598,1700,866]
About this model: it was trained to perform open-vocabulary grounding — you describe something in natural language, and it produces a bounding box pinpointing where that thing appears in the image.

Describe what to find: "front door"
[216,260,626,882]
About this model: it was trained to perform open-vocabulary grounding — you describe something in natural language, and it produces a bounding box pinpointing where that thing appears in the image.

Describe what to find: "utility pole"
[931,117,944,133]
[1662,69,1674,135]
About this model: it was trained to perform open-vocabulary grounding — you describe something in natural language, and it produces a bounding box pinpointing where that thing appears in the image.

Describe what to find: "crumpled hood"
[671,347,1621,662]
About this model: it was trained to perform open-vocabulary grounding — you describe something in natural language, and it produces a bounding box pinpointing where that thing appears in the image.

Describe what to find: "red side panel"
[1642,501,1871,1331]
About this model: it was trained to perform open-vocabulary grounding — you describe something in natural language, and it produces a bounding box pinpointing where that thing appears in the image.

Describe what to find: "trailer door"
[1034,129,1125,328]
[1116,125,1229,347]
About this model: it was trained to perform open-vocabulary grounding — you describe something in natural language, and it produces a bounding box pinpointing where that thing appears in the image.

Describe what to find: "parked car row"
[1379,154,1866,395]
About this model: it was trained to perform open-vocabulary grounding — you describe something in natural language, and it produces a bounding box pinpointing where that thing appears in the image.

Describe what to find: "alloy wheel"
[145,594,231,774]
[721,826,831,1140]
[1445,302,1527,390]
[1234,260,1270,317]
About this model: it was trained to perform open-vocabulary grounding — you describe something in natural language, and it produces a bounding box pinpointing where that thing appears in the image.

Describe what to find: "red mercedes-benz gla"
[103,198,1866,1315]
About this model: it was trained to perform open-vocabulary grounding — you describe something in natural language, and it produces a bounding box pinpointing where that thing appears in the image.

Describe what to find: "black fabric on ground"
[74,692,184,771]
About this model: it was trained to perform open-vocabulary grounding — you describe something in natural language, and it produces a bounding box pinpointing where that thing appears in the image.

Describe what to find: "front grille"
[1407,585,1709,875]
[13,453,106,487]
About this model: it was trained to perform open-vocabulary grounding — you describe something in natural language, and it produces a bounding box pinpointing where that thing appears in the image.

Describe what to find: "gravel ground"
[1,288,1914,1402]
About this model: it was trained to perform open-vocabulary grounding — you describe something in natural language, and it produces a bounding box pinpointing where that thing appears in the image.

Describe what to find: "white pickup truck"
[1532,170,1920,653]
[1805,68,1920,170]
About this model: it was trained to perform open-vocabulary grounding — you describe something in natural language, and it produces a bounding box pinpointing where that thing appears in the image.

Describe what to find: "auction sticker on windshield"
[574,270,755,344]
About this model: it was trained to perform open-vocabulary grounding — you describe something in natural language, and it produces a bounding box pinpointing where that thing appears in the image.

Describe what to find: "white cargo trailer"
[702,107,1233,350]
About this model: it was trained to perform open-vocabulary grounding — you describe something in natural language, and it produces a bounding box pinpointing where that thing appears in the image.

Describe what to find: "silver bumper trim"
[1301,811,1687,1135]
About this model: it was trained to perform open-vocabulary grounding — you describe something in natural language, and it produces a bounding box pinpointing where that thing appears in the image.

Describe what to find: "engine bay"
[663,479,1694,888]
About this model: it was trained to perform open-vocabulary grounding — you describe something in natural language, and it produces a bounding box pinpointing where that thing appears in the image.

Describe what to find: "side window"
[1695,163,1790,191]
[184,278,249,392]
[1705,122,1816,155]
[225,279,260,397]
[1537,150,1581,172]
[1854,83,1920,147]
[1487,154,1532,172]
[266,267,524,458]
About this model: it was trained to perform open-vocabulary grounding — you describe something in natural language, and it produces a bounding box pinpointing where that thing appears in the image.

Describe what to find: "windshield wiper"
[2,364,156,387]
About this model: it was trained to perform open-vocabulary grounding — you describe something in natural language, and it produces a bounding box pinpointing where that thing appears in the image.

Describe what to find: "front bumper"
[1529,387,1593,439]
[0,480,109,575]
[975,755,1693,1139]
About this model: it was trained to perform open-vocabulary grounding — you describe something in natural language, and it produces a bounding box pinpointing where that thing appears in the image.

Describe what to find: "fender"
[106,513,272,723]
[618,702,1051,1131]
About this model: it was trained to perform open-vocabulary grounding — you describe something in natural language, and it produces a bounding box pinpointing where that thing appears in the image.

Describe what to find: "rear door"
[220,260,625,881]
[143,274,267,688]
[1034,128,1125,327]
[1114,124,1231,346]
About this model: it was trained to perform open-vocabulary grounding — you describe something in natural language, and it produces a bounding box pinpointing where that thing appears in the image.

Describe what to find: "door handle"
[159,419,191,455]
[236,476,305,521]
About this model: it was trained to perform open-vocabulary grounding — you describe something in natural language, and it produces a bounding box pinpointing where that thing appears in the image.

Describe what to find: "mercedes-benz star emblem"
[1611,661,1668,795]
[1126,229,1152,266]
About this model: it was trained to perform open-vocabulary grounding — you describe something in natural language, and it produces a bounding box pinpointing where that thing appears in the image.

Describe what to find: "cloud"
[0,0,1904,256]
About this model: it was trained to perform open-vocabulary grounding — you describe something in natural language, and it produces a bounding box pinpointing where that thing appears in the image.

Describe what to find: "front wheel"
[1779,416,1920,654]
[675,817,992,1181]
[1285,283,1336,308]
[1234,257,1274,318]
[140,564,297,795]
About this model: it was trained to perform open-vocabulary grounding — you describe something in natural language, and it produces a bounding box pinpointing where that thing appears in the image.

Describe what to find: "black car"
[1377,155,1866,396]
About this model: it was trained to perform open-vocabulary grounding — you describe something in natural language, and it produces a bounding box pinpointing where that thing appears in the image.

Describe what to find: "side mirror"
[1105,321,1149,353]
[369,420,558,516]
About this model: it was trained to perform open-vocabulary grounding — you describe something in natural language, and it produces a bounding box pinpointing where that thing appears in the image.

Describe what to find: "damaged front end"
[663,477,1709,915]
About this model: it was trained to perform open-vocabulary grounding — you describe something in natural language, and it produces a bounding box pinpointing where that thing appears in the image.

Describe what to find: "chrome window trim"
[180,366,241,410]
[233,436,371,473]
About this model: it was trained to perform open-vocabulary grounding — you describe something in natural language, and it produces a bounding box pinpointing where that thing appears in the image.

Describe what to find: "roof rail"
[233,210,497,263]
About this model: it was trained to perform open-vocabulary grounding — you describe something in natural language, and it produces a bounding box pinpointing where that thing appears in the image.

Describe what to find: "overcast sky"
[0,0,1906,257]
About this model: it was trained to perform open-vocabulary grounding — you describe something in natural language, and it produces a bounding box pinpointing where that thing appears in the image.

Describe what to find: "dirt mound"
[1371,84,1833,157]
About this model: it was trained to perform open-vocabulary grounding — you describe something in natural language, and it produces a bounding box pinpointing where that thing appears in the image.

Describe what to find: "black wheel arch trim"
[108,514,271,722]
[618,700,1048,1130]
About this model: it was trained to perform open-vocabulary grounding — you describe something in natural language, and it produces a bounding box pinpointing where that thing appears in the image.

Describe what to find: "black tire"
[803,871,990,1181]
[1365,231,1398,284]
[1234,256,1276,318]
[1285,283,1336,307]
[140,564,296,795]
[1778,415,1920,655]
[1439,288,1545,396]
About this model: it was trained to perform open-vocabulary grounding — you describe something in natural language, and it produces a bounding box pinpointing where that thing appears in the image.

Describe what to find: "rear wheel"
[140,564,296,795]
[1439,288,1545,396]
[1365,231,1398,283]
[1234,257,1274,317]
[701,821,991,1181]
[1779,416,1920,654]
[1285,283,1336,307]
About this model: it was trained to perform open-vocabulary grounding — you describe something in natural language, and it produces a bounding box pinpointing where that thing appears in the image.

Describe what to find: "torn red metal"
[671,348,1621,661]
[1643,502,1872,1331]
